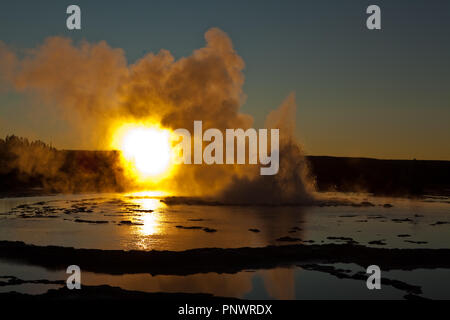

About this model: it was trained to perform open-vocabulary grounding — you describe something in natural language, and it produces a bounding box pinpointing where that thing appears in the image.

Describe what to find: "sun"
[111,123,174,181]
[122,127,171,176]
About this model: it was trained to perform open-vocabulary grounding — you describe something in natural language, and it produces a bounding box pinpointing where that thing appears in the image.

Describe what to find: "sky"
[0,0,449,160]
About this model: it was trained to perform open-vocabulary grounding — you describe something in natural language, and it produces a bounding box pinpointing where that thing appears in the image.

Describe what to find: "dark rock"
[175,225,202,230]
[74,219,108,224]
[404,240,428,244]
[276,236,301,242]
[368,240,386,245]
[430,221,449,226]
[327,236,354,242]
[392,218,413,223]
[300,264,422,295]
[119,221,144,226]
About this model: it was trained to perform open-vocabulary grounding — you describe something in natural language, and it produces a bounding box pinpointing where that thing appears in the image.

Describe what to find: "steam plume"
[0,28,315,202]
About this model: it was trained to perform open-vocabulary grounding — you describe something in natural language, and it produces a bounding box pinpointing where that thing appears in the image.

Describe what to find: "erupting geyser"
[0,27,316,202]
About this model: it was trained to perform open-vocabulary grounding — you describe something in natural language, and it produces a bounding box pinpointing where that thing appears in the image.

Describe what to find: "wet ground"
[0,192,449,251]
[0,192,449,299]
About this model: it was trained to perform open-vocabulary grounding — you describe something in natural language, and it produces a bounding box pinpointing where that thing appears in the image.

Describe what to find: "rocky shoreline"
[1,240,449,276]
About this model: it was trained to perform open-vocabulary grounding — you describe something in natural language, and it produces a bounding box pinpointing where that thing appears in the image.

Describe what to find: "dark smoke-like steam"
[0,28,315,203]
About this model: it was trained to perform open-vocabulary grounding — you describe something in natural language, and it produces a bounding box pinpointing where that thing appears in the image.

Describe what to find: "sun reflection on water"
[126,191,167,237]
[140,213,159,236]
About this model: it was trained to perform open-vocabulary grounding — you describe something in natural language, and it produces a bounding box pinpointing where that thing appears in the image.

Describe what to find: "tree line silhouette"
[0,135,449,197]
[0,135,127,194]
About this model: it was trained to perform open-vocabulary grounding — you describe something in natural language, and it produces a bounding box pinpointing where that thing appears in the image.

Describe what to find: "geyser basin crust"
[1,240,450,276]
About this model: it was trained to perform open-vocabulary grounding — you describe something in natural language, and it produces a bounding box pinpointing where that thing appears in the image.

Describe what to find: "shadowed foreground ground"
[0,285,236,300]
[1,241,449,276]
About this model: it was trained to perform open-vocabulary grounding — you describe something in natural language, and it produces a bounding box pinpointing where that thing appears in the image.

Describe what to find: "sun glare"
[112,124,173,181]
[122,128,170,176]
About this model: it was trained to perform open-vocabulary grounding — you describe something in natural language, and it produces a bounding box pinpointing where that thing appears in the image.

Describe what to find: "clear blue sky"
[1,0,449,159]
